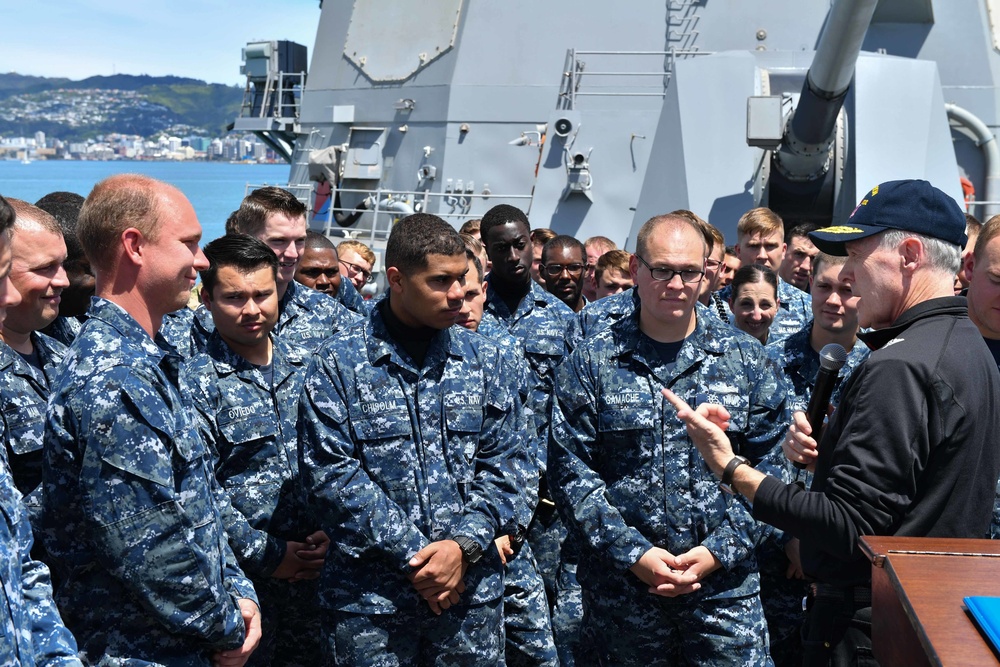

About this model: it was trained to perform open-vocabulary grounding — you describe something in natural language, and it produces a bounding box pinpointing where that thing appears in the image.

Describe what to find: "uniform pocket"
[352,411,413,488]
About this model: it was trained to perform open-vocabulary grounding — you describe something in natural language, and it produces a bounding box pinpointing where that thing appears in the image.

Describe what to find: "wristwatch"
[719,455,751,495]
[453,535,483,564]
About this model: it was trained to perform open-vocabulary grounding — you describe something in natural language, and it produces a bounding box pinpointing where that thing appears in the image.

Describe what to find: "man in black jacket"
[665,179,1000,667]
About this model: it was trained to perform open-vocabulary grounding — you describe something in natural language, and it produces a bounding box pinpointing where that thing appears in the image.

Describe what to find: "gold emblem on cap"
[820,226,864,234]
[871,185,879,196]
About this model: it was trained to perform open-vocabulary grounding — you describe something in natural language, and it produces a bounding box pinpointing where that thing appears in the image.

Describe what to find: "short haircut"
[337,239,376,267]
[725,245,738,258]
[669,210,715,254]
[459,218,481,235]
[0,195,14,236]
[811,252,846,277]
[530,228,557,247]
[7,198,63,236]
[635,213,708,259]
[78,174,163,271]
[966,213,983,249]
[36,191,86,260]
[225,186,306,237]
[705,223,725,257]
[785,221,821,244]
[481,204,530,241]
[975,214,1000,260]
[730,264,778,300]
[878,229,962,275]
[541,235,586,264]
[584,235,617,255]
[460,232,485,258]
[737,207,784,242]
[467,250,485,282]
[304,229,337,252]
[200,234,279,296]
[385,213,466,275]
[595,249,631,282]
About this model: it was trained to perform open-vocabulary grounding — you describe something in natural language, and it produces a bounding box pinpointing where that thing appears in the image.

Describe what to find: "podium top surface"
[861,536,1000,666]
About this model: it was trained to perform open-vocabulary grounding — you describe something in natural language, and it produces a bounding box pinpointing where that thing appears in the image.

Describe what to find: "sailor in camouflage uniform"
[549,214,787,666]
[191,187,359,353]
[40,175,261,664]
[479,206,580,660]
[760,252,868,665]
[717,207,812,342]
[0,199,71,518]
[299,214,525,666]
[0,192,82,666]
[182,235,328,666]
[36,191,93,349]
[457,249,558,667]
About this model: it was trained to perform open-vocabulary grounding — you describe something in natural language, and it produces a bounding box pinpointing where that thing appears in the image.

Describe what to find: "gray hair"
[877,229,961,275]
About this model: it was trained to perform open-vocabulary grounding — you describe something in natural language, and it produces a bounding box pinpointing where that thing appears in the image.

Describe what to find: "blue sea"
[0,160,291,243]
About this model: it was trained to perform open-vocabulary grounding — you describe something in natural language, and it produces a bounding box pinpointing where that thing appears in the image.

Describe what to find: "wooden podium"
[861,536,1000,666]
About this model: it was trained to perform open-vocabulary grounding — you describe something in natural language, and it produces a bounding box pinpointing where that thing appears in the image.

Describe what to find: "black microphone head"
[818,343,848,372]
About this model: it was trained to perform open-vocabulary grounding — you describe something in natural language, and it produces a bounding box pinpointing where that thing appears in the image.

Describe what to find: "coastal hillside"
[0,73,243,140]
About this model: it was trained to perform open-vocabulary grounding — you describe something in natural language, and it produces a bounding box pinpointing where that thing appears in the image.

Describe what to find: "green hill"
[0,72,244,140]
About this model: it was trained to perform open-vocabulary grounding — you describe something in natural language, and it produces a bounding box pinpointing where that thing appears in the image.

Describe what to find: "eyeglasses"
[635,255,704,283]
[705,258,722,269]
[541,263,585,278]
[339,259,374,284]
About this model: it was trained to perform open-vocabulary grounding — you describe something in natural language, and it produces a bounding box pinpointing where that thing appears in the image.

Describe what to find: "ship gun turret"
[774,0,878,182]
[767,0,878,219]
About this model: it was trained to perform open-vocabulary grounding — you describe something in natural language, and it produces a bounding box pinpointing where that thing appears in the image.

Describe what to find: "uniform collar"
[484,278,551,321]
[619,304,725,381]
[858,296,967,350]
[88,297,166,360]
[205,330,299,385]
[366,305,458,374]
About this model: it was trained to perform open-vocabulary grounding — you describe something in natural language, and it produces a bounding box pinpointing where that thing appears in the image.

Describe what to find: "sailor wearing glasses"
[548,213,788,666]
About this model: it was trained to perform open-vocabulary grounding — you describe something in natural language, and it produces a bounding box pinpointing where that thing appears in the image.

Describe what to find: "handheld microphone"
[794,343,848,470]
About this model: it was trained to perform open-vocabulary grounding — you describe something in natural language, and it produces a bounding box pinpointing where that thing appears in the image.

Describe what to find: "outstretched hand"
[661,388,735,476]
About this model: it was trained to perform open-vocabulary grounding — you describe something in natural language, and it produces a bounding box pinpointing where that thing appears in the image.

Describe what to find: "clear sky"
[3,0,322,86]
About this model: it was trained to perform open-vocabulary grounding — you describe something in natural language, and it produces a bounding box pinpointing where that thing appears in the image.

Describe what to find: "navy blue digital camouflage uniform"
[192,279,360,353]
[578,287,638,340]
[550,307,789,666]
[298,305,526,666]
[40,298,258,664]
[182,331,323,666]
[481,278,579,663]
[475,321,559,667]
[159,306,198,359]
[335,271,373,315]
[0,415,83,666]
[41,315,84,347]
[760,323,868,662]
[0,332,66,523]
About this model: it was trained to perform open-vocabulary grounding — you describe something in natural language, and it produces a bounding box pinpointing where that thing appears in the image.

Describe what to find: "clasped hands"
[408,539,468,615]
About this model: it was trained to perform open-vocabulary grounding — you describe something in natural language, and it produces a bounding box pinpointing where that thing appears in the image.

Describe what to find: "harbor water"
[0,160,290,244]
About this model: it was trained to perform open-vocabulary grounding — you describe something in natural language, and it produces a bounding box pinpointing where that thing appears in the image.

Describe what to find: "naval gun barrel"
[775,0,878,181]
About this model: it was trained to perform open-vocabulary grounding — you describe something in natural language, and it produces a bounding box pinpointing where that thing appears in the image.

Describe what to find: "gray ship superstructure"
[234,0,1000,271]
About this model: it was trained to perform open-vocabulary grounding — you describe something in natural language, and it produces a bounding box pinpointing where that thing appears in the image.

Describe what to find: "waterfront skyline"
[3,0,320,86]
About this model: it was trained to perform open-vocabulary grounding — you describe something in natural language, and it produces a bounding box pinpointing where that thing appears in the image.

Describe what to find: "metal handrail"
[565,48,712,108]
[247,184,535,246]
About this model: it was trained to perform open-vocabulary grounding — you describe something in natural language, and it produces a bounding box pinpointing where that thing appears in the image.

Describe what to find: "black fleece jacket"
[753,297,1000,587]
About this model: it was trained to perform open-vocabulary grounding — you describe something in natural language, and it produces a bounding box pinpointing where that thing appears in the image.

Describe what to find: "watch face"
[456,536,482,563]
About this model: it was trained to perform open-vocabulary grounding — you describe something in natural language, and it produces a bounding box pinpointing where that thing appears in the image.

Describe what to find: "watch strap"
[719,455,751,494]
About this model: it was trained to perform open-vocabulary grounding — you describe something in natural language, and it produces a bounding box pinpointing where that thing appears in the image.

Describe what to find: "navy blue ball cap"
[808,179,968,256]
